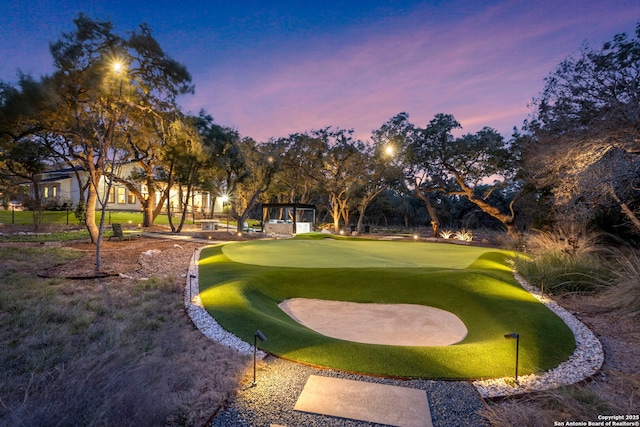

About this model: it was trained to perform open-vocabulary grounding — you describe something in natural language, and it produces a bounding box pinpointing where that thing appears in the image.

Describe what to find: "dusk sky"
[1,1,639,142]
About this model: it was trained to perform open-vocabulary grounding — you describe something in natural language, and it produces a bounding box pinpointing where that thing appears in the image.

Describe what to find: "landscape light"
[504,333,520,384]
[188,274,196,303]
[253,330,267,386]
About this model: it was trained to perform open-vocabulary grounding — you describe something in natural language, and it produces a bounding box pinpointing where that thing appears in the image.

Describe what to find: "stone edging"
[184,247,260,356]
[472,273,604,398]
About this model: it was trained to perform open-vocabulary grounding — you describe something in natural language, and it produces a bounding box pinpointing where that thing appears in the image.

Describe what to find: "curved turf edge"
[198,240,575,379]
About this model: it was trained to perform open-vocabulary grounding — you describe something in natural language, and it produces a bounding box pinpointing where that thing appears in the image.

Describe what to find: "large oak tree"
[526,22,640,233]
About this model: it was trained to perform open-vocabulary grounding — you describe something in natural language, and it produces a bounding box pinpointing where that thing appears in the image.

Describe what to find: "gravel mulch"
[212,357,489,427]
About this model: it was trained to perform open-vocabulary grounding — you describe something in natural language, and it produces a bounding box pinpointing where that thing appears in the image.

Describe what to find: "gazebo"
[261,203,316,235]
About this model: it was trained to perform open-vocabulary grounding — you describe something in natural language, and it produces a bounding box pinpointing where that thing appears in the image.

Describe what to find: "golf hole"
[278,298,468,346]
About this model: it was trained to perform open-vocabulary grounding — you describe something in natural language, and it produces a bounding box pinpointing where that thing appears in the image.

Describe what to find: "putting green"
[199,238,576,379]
[221,239,501,269]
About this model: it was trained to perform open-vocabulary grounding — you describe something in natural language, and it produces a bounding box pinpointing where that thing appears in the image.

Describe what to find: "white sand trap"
[278,298,468,346]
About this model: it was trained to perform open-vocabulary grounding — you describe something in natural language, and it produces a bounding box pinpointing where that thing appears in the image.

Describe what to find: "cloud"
[181,0,640,141]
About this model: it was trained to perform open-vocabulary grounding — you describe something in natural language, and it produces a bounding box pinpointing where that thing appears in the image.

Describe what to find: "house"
[21,163,224,215]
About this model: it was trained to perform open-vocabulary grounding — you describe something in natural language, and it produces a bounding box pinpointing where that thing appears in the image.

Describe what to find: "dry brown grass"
[480,284,640,427]
[481,371,640,426]
[599,250,640,319]
[0,244,249,427]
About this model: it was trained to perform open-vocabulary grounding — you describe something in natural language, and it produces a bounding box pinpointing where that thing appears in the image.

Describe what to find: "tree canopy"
[526,22,640,233]
[3,16,639,243]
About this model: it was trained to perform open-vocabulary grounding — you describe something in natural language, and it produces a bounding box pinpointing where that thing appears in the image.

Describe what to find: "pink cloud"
[182,1,640,142]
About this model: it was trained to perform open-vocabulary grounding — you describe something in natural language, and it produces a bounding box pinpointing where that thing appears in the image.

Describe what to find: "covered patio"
[261,203,316,235]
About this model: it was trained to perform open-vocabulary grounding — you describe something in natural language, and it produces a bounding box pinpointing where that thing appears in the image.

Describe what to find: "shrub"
[439,229,453,239]
[523,224,603,256]
[515,226,611,294]
[599,250,640,319]
[454,228,473,242]
[74,200,86,224]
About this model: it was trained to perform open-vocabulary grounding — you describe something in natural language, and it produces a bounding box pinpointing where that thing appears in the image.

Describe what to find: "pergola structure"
[261,203,316,235]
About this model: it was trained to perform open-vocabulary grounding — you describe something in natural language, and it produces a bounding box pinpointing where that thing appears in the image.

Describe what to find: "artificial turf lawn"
[198,236,576,379]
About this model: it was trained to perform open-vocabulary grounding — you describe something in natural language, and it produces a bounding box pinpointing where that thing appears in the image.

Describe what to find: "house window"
[117,187,126,204]
[108,188,115,203]
[52,186,57,198]
[128,192,136,204]
[43,187,49,198]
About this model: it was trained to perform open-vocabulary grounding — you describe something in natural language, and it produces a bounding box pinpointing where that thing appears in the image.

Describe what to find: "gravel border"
[185,246,605,424]
[472,273,604,398]
[185,247,263,356]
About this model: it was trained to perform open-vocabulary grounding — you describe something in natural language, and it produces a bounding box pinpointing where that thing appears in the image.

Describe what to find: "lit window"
[117,187,126,204]
[108,188,115,203]
[43,187,49,198]
[128,192,136,204]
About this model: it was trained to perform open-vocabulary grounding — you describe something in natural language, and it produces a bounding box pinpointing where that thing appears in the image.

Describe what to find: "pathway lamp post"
[253,330,267,386]
[504,332,520,384]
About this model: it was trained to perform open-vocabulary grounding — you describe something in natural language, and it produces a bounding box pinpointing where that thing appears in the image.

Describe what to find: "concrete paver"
[294,375,433,427]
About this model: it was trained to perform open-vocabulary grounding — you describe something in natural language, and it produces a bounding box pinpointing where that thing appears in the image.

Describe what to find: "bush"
[74,200,86,224]
[515,226,611,294]
[599,250,640,319]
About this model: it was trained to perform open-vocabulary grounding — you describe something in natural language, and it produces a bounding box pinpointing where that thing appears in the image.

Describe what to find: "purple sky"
[2,1,638,141]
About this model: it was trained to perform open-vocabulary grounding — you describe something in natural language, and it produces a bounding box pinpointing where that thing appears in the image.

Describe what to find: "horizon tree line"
[1,15,639,248]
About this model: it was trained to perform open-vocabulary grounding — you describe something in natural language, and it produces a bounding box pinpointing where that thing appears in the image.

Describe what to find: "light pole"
[504,332,520,384]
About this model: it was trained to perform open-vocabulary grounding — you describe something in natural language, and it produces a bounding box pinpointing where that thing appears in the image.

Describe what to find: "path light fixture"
[253,330,267,386]
[188,274,196,304]
[504,333,520,384]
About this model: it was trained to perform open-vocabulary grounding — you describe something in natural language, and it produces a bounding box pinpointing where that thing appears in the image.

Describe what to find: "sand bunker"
[278,298,468,346]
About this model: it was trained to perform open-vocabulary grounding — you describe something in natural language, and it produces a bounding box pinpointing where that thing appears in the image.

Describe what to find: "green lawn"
[198,237,575,379]
[0,210,173,226]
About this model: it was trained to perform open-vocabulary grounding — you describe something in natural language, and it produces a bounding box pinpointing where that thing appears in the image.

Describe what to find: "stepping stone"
[294,375,433,427]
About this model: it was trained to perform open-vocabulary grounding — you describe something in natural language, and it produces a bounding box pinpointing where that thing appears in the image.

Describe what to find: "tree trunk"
[608,187,640,232]
[356,206,366,234]
[142,198,153,228]
[414,185,440,238]
[85,180,99,243]
[174,183,193,233]
[29,175,43,232]
[355,188,387,234]
[331,204,341,231]
[451,172,519,239]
